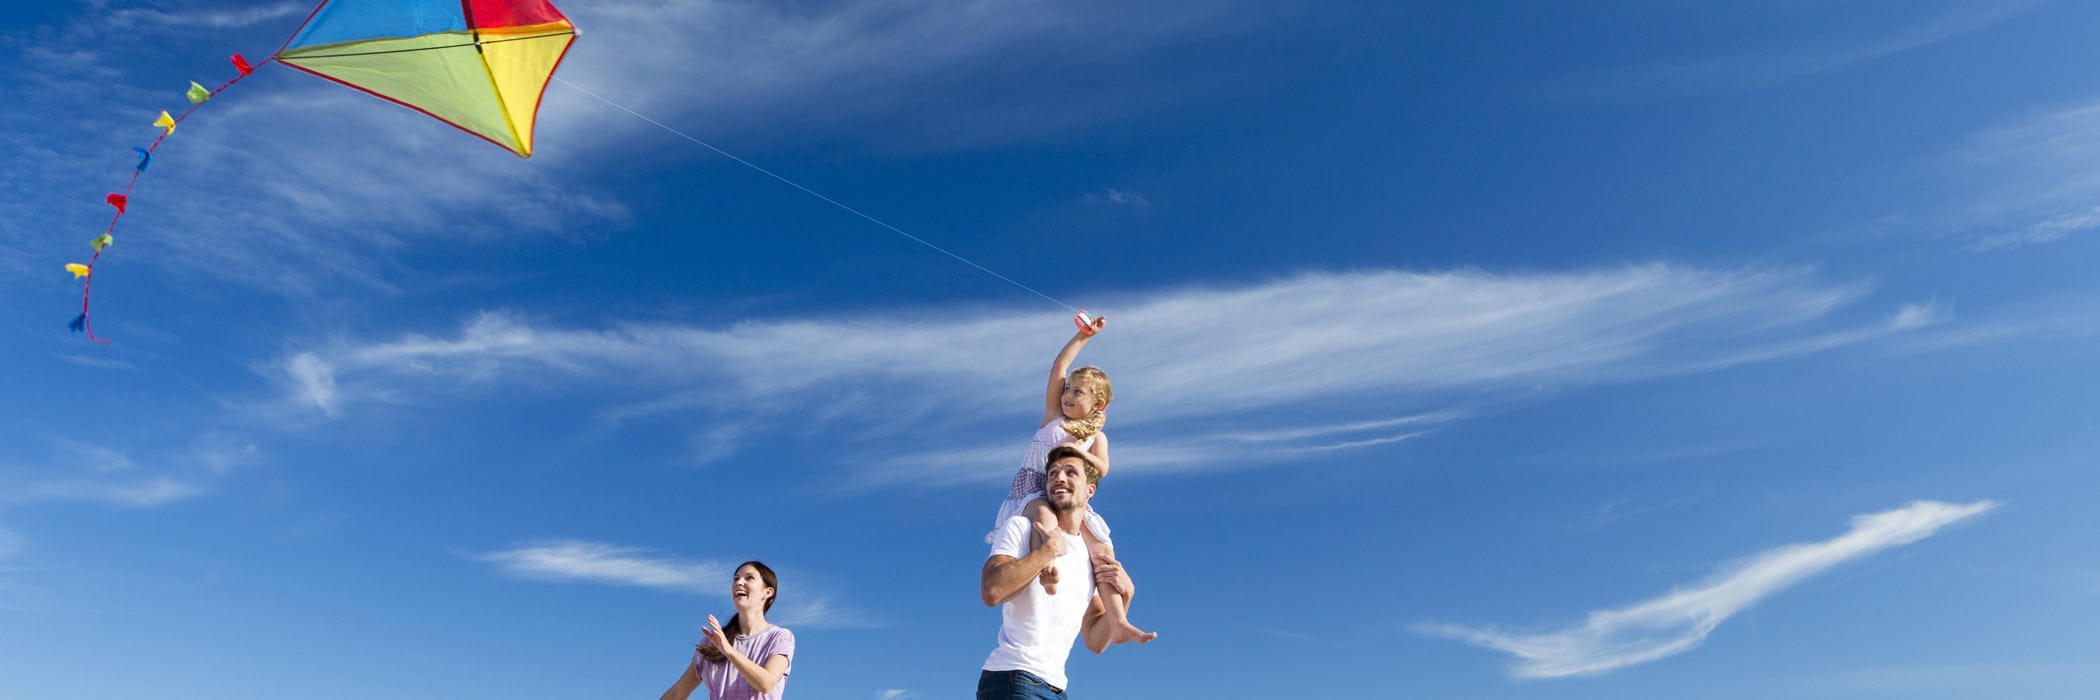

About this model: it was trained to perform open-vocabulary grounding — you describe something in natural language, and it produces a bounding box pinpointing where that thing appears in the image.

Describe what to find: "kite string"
[546,75,1082,314]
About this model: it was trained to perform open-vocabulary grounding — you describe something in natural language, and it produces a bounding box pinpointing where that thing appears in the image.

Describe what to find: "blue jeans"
[978,669,1065,699]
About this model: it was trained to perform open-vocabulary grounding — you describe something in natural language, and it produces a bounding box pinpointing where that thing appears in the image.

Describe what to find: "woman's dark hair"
[698,560,777,663]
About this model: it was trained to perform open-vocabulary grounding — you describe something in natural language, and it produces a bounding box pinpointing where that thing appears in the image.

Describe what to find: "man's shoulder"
[988,514,1033,559]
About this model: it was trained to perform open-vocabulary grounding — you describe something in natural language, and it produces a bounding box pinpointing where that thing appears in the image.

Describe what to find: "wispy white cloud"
[190,436,264,475]
[1225,410,1470,444]
[266,265,1928,480]
[1888,302,1945,330]
[1895,292,2100,351]
[1575,494,1705,533]
[862,412,1462,488]
[3,477,206,508]
[1419,500,2000,678]
[1972,206,2100,252]
[876,690,914,700]
[549,0,1269,151]
[284,352,339,419]
[1662,302,1946,376]
[1814,662,2100,695]
[104,2,308,29]
[50,439,134,473]
[0,433,266,513]
[1907,96,2100,251]
[479,539,728,593]
[274,266,1902,417]
[53,353,139,371]
[1285,429,1436,453]
[476,540,878,628]
[1543,3,2036,100]
[1085,188,1152,209]
[771,593,881,630]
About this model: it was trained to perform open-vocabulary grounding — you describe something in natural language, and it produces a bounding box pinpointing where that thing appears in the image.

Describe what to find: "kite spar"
[67,0,577,342]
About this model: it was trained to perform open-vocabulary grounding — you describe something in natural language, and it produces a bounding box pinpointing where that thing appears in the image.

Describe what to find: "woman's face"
[732,564,773,613]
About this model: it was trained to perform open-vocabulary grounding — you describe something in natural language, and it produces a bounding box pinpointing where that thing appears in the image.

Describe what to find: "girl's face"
[731,564,773,614]
[1060,379,1102,419]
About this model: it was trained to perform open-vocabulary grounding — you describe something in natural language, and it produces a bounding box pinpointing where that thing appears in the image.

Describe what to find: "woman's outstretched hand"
[699,615,734,658]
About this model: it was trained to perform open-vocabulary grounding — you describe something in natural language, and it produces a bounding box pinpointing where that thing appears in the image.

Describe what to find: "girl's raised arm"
[1042,316,1106,426]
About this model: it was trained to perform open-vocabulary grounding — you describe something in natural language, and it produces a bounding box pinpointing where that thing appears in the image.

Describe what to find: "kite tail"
[72,53,276,343]
[75,246,109,344]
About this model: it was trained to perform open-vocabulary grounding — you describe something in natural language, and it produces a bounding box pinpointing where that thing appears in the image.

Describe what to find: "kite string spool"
[544,74,1083,315]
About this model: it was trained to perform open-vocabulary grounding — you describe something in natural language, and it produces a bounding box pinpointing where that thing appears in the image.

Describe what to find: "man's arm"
[980,520,1066,607]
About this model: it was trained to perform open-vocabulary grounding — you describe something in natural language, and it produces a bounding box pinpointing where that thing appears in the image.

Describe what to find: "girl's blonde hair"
[1060,366,1113,441]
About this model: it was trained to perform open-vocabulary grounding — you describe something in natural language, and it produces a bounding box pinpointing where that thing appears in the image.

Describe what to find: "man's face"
[1043,457,1094,513]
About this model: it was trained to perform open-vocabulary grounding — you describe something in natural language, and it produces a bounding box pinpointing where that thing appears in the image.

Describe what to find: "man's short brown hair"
[1045,445,1100,484]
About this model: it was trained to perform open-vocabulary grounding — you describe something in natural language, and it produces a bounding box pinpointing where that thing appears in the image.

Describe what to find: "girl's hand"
[1082,314,1106,336]
[701,615,734,657]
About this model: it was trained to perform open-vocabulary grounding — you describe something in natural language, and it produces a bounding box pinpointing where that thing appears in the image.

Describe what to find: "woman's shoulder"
[760,625,797,654]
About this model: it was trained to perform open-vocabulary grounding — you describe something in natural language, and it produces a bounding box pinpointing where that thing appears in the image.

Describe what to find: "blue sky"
[4,1,2099,697]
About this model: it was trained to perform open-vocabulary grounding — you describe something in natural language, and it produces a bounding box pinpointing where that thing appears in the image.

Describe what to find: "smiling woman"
[660,561,797,700]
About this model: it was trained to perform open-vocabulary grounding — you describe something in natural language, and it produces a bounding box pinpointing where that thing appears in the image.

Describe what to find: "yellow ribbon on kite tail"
[65,263,91,279]
[154,110,176,135]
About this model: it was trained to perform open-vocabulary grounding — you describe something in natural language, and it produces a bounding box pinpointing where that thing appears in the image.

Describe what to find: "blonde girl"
[988,315,1156,644]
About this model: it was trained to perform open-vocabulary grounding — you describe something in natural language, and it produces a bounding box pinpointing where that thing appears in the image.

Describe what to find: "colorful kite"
[67,0,577,342]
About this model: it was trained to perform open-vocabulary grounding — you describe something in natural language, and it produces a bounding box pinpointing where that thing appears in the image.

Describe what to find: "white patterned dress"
[986,417,1113,544]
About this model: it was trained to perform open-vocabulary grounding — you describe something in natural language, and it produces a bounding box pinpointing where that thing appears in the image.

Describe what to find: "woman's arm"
[724,650,791,694]
[658,662,701,700]
[1042,318,1106,426]
[702,616,791,693]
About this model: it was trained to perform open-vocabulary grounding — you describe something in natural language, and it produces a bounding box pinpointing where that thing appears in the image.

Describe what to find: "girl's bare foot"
[1109,620,1158,645]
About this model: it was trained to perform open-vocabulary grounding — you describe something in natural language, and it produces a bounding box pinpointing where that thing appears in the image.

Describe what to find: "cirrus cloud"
[1418,500,2000,678]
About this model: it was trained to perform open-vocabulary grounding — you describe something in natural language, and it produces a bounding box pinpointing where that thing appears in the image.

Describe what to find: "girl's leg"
[1084,531,1157,644]
[1026,498,1061,594]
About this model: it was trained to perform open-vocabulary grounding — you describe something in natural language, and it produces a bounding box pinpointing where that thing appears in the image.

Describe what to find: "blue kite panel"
[286,0,469,49]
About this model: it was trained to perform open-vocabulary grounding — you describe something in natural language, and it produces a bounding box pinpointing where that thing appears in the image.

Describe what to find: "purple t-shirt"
[690,624,796,700]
